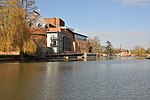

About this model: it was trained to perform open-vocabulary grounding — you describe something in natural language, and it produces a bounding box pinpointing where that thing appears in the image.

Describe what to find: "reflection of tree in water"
[44,62,76,99]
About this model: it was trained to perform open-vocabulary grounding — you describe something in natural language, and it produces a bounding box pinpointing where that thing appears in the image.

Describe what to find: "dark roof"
[64,27,88,38]
[73,32,88,38]
[33,10,40,15]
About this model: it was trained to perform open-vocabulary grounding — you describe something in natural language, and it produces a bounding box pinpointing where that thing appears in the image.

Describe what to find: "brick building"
[44,18,73,53]
[28,12,89,53]
[44,18,89,53]
[44,18,65,28]
[30,28,47,47]
[73,32,89,53]
[28,10,47,47]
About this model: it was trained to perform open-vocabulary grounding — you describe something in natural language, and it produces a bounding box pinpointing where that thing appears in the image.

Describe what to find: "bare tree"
[89,36,101,53]
[131,45,146,57]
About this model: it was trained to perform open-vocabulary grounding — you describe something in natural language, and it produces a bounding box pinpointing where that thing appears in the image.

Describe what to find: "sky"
[36,0,150,49]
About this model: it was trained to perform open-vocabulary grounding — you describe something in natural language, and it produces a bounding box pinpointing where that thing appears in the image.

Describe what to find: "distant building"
[117,49,131,57]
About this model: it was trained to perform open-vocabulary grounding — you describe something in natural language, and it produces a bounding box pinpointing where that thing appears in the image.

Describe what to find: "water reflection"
[0,60,150,100]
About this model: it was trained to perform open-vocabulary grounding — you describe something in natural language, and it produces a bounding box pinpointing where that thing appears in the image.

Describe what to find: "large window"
[75,34,86,40]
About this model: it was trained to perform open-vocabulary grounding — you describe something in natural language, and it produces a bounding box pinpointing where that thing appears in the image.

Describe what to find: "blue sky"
[36,0,150,49]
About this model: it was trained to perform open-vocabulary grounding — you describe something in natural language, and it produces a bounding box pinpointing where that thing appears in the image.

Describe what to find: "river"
[0,59,150,100]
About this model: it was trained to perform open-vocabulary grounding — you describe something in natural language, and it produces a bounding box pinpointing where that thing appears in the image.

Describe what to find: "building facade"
[28,10,47,47]
[28,14,89,53]
[118,49,131,57]
[30,28,47,47]
[28,10,47,28]
[73,33,89,53]
[44,18,89,53]
[47,31,72,53]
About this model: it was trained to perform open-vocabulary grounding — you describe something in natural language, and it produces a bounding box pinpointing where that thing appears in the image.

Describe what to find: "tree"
[130,45,146,57]
[0,0,19,52]
[0,0,37,58]
[146,48,150,54]
[113,49,120,55]
[89,36,101,53]
[104,41,113,56]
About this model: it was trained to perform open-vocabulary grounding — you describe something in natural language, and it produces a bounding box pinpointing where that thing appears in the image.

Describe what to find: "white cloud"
[115,0,150,6]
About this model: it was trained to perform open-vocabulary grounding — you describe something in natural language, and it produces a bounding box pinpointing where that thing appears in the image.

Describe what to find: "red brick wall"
[30,28,47,47]
[44,18,65,27]
[47,27,61,32]
[61,29,73,39]
[75,39,89,53]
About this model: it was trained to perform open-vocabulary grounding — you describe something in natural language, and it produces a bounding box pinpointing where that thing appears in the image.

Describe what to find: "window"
[50,41,57,47]
[53,41,56,45]
[75,34,86,40]
[50,35,57,39]
[38,23,41,27]
[29,22,32,27]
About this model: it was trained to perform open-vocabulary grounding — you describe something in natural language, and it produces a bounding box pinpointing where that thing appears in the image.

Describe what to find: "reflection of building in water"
[46,62,60,76]
[46,62,77,98]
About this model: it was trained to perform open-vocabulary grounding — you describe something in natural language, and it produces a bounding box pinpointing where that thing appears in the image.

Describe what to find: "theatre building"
[44,18,89,53]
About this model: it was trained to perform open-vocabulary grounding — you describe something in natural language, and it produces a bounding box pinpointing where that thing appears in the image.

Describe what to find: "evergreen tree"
[105,41,113,56]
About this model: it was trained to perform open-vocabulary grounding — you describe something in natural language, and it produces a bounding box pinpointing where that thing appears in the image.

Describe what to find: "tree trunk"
[19,50,25,60]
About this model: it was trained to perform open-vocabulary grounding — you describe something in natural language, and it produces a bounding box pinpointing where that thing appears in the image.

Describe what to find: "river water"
[0,59,150,100]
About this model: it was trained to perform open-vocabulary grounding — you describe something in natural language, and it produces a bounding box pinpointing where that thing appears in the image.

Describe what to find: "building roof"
[61,26,88,38]
[44,18,88,38]
[33,10,40,15]
[73,32,88,38]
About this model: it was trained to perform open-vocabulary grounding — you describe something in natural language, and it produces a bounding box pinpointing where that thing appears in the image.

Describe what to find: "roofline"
[31,34,46,36]
[33,10,40,15]
[61,26,88,37]
[73,32,88,38]
[46,31,59,33]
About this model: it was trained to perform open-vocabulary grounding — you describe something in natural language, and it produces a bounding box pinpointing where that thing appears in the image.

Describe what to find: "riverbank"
[0,54,147,63]
[146,56,150,59]
[0,54,98,63]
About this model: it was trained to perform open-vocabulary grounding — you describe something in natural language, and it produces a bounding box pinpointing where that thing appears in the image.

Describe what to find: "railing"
[50,37,57,40]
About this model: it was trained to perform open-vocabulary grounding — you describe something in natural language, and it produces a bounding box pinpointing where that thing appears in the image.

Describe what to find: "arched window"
[37,23,41,27]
